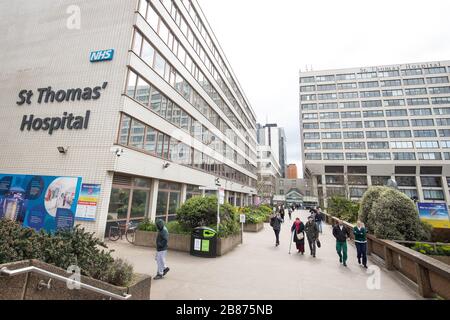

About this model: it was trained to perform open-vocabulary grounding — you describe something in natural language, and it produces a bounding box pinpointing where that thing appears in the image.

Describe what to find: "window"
[389,130,412,138]
[342,121,362,128]
[318,102,339,110]
[135,77,151,106]
[357,72,377,79]
[421,176,442,187]
[339,101,360,108]
[409,108,432,116]
[387,119,409,127]
[366,131,388,138]
[390,141,413,149]
[343,131,364,139]
[439,129,450,137]
[437,118,450,126]
[341,111,361,118]
[360,90,381,98]
[320,122,340,129]
[126,70,138,98]
[323,153,344,160]
[424,67,446,74]
[300,76,315,83]
[345,142,366,149]
[301,94,316,101]
[423,190,445,201]
[418,152,442,160]
[325,175,345,185]
[434,108,450,115]
[304,132,320,139]
[317,84,337,91]
[144,127,157,154]
[432,97,450,105]
[402,68,422,76]
[129,119,145,149]
[382,89,403,97]
[304,143,321,150]
[415,141,439,149]
[304,122,319,129]
[303,113,318,120]
[322,142,343,149]
[367,142,389,149]
[385,109,407,117]
[407,98,430,106]
[378,70,400,77]
[427,76,449,84]
[371,176,391,186]
[369,152,391,160]
[338,83,357,90]
[363,110,384,118]
[393,152,416,160]
[414,130,437,137]
[441,141,450,148]
[349,188,367,198]
[359,81,379,88]
[305,153,321,160]
[364,120,386,128]
[321,132,342,139]
[346,153,367,160]
[320,112,339,119]
[300,85,316,92]
[383,99,405,107]
[411,119,434,127]
[318,93,338,100]
[380,79,402,87]
[348,175,368,185]
[403,78,425,86]
[316,75,335,82]
[397,176,416,186]
[336,73,356,81]
[361,100,382,108]
[405,88,427,96]
[118,114,131,145]
[302,103,317,111]
[338,92,358,99]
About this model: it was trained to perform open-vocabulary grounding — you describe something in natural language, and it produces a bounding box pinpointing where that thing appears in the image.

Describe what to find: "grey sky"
[198,0,450,175]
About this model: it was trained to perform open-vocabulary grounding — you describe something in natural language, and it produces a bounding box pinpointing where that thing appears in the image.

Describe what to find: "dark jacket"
[271,215,283,231]
[333,224,350,242]
[156,219,169,252]
[353,226,367,243]
[304,220,319,240]
[291,222,305,243]
[314,211,323,222]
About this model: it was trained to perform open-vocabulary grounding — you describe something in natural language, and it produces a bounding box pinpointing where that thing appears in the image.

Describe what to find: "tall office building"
[0,0,258,238]
[299,61,450,207]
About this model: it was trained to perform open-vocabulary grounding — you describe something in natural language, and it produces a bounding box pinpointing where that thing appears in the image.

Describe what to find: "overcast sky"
[198,0,450,175]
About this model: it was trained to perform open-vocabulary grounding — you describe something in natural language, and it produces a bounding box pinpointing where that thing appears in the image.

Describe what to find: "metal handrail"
[0,266,132,300]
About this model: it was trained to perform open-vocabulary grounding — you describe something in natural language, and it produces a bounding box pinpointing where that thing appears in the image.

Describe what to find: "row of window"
[302,107,450,119]
[322,185,443,200]
[300,67,448,83]
[153,0,256,131]
[118,113,256,187]
[302,118,450,130]
[301,91,450,102]
[132,16,256,154]
[300,77,450,92]
[305,152,448,161]
[301,98,450,110]
[304,129,450,140]
[173,0,256,125]
[126,69,255,173]
[305,140,450,150]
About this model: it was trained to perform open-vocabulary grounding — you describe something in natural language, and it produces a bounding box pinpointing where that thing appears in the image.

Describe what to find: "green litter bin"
[190,227,217,258]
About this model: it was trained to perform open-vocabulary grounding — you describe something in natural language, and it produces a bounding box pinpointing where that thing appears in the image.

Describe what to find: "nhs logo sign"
[90,49,114,63]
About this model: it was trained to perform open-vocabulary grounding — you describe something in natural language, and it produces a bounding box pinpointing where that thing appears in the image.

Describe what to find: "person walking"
[279,205,285,222]
[315,207,323,234]
[304,215,319,258]
[291,218,305,254]
[353,221,368,268]
[332,219,351,267]
[288,207,293,220]
[154,219,170,280]
[270,211,283,247]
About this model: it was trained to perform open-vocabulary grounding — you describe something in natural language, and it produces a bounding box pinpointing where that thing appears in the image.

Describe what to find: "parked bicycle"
[108,221,138,244]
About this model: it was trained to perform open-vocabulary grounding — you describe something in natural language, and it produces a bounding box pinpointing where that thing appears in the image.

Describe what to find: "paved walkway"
[107,210,422,300]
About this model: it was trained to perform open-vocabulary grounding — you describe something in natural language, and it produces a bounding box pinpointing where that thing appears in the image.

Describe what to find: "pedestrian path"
[108,210,422,300]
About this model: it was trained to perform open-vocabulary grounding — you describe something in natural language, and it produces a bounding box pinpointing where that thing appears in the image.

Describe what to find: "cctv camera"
[115,148,124,157]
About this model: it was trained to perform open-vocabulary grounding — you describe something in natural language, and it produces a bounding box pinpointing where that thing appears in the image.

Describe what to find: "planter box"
[135,230,191,252]
[0,260,151,300]
[431,255,450,265]
[135,230,242,256]
[243,222,264,233]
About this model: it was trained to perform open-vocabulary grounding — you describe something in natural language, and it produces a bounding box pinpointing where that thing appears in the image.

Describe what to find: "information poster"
[0,173,82,233]
[75,183,101,221]
[417,202,450,229]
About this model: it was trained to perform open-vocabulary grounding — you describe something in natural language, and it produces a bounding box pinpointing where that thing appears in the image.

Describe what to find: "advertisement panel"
[417,202,450,229]
[0,173,82,232]
[75,183,101,221]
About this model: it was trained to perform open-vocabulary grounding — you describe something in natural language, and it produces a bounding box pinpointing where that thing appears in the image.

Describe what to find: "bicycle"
[108,221,138,244]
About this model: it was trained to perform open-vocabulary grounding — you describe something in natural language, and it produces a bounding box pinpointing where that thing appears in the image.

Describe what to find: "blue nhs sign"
[90,49,114,63]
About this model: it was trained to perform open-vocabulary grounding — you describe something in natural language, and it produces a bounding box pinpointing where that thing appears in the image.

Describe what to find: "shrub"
[0,219,134,287]
[138,219,157,232]
[166,221,190,235]
[327,196,360,223]
[176,196,240,237]
[360,187,432,241]
[359,187,385,234]
[411,243,450,256]
[238,205,270,224]
[101,258,134,287]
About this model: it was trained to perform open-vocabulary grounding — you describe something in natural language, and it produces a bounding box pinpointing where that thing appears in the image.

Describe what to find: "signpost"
[239,213,246,244]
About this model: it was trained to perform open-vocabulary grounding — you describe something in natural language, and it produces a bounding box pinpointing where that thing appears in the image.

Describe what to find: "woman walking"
[291,218,305,254]
[353,221,368,268]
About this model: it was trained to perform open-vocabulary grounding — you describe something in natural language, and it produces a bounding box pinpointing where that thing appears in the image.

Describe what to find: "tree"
[359,186,385,234]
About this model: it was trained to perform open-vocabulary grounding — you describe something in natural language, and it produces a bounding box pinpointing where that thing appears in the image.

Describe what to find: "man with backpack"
[270,212,283,247]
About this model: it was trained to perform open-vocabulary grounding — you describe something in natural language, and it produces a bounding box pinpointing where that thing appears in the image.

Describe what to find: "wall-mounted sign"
[90,49,115,63]
[0,173,82,233]
[417,202,450,229]
[75,183,101,222]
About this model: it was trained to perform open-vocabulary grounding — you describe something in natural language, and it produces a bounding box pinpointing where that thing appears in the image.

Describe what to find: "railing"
[0,266,132,300]
[322,212,450,299]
